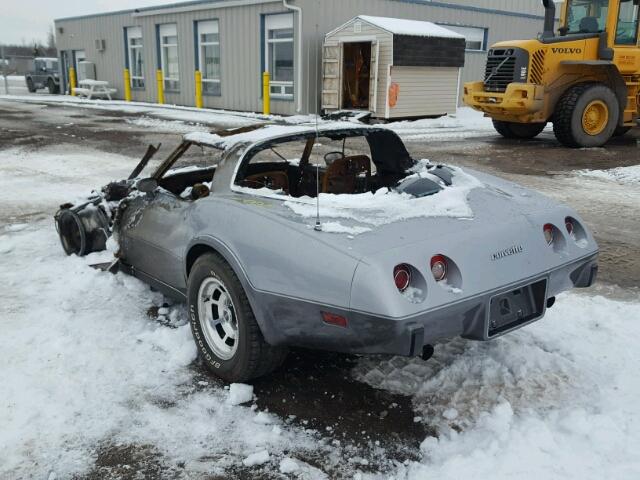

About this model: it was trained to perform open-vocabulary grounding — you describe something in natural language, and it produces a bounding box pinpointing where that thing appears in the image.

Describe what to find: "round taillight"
[565,217,574,236]
[394,264,411,292]
[430,255,448,282]
[543,224,554,246]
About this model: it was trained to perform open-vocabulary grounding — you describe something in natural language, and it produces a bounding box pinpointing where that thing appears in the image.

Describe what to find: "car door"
[33,60,44,87]
[119,190,191,292]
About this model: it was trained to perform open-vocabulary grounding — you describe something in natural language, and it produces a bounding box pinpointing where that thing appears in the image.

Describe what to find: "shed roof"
[355,15,464,39]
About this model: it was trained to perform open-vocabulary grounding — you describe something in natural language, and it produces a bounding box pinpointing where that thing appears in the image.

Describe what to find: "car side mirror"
[136,177,158,193]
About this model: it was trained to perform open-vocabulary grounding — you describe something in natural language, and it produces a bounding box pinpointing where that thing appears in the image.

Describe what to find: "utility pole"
[1,45,8,95]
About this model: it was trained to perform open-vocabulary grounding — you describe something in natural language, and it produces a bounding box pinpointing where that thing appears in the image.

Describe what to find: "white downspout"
[283,0,303,112]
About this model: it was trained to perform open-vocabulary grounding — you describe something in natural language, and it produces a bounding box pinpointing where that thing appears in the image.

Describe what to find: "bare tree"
[47,25,56,50]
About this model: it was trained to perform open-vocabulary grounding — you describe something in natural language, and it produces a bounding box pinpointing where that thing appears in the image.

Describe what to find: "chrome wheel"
[197,277,238,360]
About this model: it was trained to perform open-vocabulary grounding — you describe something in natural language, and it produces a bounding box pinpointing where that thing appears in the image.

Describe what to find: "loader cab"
[558,0,640,45]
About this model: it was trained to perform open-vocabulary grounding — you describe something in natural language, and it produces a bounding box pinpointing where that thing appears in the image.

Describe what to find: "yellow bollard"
[262,71,270,116]
[195,70,203,108]
[69,67,76,96]
[156,70,164,105]
[123,68,132,102]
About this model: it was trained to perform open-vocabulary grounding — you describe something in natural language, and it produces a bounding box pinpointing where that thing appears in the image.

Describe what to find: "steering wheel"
[324,151,345,165]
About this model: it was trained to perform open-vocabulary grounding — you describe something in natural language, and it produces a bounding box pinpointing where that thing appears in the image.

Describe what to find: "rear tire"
[552,83,619,148]
[492,120,547,139]
[187,252,287,383]
[26,77,36,93]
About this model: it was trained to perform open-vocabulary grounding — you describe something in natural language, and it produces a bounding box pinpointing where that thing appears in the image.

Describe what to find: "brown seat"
[242,171,290,194]
[322,155,371,194]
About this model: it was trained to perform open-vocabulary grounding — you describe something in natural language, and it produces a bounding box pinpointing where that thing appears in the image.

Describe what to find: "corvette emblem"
[491,245,524,261]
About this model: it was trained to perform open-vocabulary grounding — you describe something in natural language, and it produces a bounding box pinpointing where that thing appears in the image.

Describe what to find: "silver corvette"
[55,123,599,382]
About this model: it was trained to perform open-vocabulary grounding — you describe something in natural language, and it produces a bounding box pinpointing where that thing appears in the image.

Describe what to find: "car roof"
[183,122,384,150]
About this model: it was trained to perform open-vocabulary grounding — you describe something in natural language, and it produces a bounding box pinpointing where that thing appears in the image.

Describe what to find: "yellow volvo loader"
[464,0,640,148]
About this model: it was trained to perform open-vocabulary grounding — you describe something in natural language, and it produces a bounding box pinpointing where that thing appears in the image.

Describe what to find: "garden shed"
[322,15,466,120]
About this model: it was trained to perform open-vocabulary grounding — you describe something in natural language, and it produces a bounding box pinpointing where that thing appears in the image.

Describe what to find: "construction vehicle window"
[566,0,609,34]
[615,0,640,44]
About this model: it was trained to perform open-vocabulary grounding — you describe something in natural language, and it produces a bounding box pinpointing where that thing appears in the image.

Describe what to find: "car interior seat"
[322,155,372,194]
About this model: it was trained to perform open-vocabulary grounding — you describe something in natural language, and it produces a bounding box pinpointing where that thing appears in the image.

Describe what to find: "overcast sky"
[1,0,191,46]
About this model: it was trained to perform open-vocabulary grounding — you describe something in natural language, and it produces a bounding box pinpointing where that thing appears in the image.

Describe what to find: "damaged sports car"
[55,123,599,382]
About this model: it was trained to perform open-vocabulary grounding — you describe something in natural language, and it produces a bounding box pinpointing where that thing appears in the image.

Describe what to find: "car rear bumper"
[253,253,598,356]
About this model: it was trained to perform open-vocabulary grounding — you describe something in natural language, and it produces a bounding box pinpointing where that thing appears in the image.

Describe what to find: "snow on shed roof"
[355,15,465,39]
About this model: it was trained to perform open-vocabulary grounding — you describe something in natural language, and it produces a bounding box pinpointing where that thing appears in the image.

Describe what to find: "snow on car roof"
[356,15,464,39]
[184,121,377,149]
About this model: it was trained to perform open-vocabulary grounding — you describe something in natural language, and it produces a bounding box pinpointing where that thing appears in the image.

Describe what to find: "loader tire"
[492,120,546,139]
[553,83,619,148]
[188,252,288,383]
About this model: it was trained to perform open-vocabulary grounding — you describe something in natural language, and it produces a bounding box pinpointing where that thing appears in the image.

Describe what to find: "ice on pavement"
[228,383,254,405]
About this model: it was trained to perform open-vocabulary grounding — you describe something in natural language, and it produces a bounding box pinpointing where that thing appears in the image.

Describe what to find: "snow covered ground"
[577,164,640,186]
[0,75,30,95]
[0,92,497,140]
[1,108,639,478]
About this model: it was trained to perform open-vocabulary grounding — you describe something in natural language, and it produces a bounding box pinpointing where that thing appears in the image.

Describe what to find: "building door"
[60,51,70,94]
[341,42,372,110]
[73,50,86,82]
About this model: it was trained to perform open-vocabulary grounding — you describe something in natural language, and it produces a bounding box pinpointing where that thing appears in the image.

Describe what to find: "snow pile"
[125,116,209,134]
[0,75,28,95]
[354,293,640,479]
[577,164,640,185]
[0,94,270,128]
[0,147,138,222]
[385,108,497,141]
[243,450,270,467]
[228,383,254,405]
[281,165,483,230]
[0,223,319,479]
[357,15,465,39]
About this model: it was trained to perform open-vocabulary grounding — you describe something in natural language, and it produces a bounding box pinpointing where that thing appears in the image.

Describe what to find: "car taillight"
[565,217,574,236]
[430,255,447,282]
[393,264,411,292]
[322,311,348,328]
[543,224,554,246]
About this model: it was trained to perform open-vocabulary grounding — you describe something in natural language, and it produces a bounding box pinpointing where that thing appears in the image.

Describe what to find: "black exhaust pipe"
[541,0,556,39]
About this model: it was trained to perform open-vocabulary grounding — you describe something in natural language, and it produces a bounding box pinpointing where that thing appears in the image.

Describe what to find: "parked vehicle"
[464,0,640,148]
[54,123,599,382]
[25,57,60,94]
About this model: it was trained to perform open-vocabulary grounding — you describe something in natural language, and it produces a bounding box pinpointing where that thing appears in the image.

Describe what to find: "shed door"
[369,41,380,113]
[321,42,341,110]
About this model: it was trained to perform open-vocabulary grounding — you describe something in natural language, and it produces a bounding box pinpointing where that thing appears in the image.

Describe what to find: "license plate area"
[488,279,547,337]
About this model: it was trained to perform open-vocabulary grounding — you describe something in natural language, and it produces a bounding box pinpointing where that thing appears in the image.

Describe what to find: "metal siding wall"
[55,0,544,114]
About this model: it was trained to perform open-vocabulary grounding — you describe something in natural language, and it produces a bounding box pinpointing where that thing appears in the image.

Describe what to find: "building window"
[126,27,144,89]
[265,13,294,98]
[159,23,179,91]
[439,25,487,51]
[197,20,221,96]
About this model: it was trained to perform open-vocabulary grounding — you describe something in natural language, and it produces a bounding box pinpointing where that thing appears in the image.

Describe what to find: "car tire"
[26,77,36,93]
[553,83,619,148]
[492,120,546,139]
[187,252,287,383]
[47,78,58,94]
